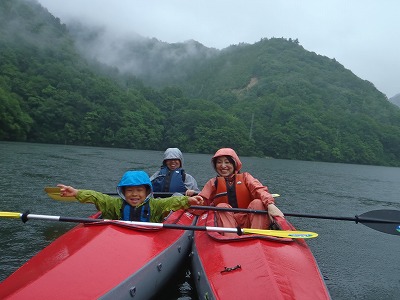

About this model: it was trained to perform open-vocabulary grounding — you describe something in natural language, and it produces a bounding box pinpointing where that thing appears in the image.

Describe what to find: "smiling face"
[123,185,149,207]
[165,159,181,171]
[215,156,235,177]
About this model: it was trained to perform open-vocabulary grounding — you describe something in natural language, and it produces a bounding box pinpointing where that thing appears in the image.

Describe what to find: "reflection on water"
[1,141,399,299]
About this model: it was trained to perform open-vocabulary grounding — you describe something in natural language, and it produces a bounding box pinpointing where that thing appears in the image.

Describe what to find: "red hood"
[212,148,242,174]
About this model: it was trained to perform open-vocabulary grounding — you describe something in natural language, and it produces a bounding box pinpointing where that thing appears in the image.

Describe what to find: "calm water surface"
[0,142,399,299]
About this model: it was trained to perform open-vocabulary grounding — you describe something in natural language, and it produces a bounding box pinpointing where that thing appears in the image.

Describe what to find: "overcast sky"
[37,0,399,98]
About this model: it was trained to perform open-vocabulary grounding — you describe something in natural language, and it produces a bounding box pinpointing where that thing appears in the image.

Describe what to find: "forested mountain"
[0,0,163,149]
[1,0,400,167]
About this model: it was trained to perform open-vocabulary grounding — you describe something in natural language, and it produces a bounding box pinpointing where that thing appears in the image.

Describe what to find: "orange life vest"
[213,173,253,208]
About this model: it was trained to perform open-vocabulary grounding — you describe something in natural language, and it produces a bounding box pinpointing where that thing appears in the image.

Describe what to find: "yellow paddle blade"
[242,228,318,239]
[0,212,21,218]
[44,187,78,202]
[271,194,280,198]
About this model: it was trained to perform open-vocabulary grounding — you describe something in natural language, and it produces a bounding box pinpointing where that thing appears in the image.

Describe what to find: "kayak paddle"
[0,211,317,239]
[44,187,280,201]
[190,206,400,236]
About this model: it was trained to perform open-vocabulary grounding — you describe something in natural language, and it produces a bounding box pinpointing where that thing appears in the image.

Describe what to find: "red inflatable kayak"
[0,210,195,299]
[191,211,331,300]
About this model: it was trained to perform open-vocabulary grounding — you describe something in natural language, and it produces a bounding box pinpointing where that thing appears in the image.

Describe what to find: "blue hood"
[116,171,153,200]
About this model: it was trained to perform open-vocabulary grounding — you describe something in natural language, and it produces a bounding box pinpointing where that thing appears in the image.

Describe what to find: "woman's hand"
[57,184,78,198]
[188,195,204,206]
[185,189,197,196]
[267,203,284,218]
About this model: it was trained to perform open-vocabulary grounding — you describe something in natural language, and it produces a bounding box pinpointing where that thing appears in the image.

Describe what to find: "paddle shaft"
[190,206,400,236]
[23,213,201,230]
[1,211,317,238]
[190,206,397,223]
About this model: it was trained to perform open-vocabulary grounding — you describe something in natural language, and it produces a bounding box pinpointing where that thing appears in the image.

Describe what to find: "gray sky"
[37,0,399,98]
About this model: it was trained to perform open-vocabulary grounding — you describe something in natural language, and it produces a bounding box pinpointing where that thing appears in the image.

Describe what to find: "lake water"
[0,141,399,299]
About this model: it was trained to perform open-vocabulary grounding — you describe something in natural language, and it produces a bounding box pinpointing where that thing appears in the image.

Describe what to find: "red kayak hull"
[0,210,195,299]
[191,211,330,300]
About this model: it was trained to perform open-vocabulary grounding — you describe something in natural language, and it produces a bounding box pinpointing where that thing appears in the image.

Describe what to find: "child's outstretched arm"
[188,195,204,206]
[57,184,78,198]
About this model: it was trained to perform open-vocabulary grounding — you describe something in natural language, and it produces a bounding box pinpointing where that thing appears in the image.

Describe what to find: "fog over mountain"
[67,23,218,80]
[37,0,400,98]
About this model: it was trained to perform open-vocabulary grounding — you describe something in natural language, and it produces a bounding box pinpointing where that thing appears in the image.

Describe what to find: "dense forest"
[1,0,400,167]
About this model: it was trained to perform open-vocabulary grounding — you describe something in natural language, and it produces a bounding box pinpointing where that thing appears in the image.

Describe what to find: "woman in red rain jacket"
[199,148,284,235]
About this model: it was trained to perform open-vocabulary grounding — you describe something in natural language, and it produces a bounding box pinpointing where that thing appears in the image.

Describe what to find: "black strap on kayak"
[221,264,242,274]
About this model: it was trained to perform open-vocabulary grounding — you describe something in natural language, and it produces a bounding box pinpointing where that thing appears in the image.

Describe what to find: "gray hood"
[162,148,184,167]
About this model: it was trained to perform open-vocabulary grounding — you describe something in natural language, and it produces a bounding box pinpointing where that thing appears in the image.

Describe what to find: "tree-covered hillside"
[0,0,254,153]
[1,0,400,167]
[68,19,400,166]
[0,0,164,149]
[178,38,400,165]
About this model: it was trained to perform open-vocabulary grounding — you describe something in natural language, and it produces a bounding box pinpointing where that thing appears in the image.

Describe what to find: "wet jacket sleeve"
[184,173,200,192]
[198,178,217,206]
[243,173,275,207]
[149,196,190,223]
[76,190,122,219]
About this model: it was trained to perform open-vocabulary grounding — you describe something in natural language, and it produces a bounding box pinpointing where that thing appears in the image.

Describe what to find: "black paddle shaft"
[190,206,400,236]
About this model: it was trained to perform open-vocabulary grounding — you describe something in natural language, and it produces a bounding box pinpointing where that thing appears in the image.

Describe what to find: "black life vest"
[121,199,150,222]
